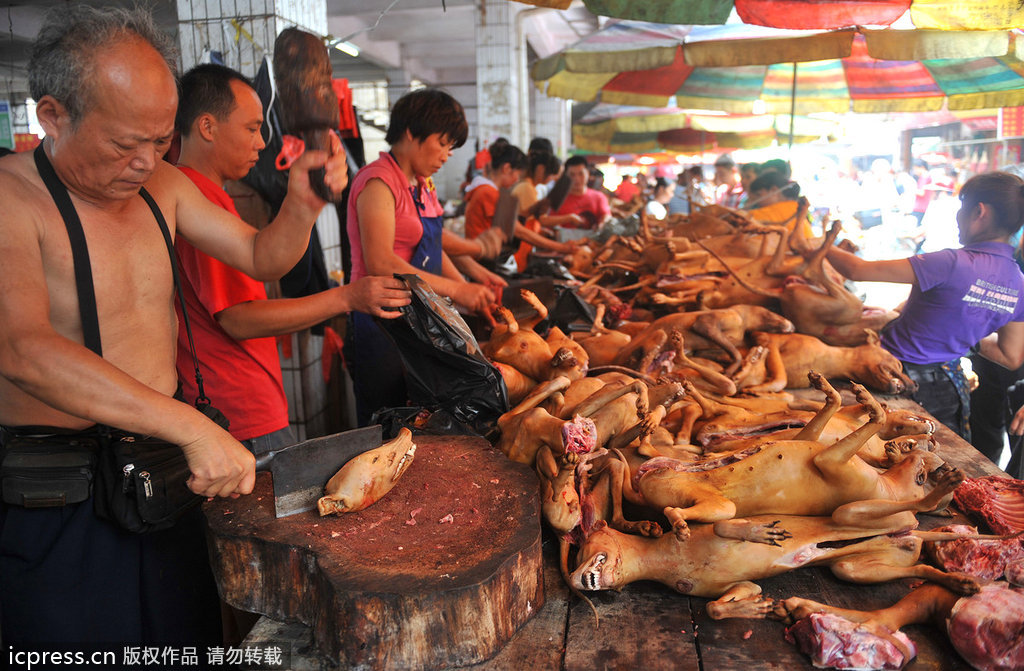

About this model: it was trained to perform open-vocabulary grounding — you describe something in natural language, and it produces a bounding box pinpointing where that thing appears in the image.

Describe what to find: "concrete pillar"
[175,0,327,78]
[532,91,571,158]
[385,67,414,109]
[475,0,520,150]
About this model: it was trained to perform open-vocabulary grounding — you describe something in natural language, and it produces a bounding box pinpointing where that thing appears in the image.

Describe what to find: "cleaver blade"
[254,424,382,518]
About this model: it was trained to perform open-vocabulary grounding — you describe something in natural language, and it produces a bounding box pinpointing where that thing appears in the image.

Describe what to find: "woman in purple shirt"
[824,172,1024,443]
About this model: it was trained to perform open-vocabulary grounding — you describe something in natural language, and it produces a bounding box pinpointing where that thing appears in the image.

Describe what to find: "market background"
[1,0,1021,452]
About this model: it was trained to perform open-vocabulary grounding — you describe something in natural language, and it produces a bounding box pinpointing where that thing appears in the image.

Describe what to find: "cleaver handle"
[254,451,274,471]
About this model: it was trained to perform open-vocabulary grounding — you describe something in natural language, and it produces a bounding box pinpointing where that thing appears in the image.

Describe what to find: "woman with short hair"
[345,88,497,425]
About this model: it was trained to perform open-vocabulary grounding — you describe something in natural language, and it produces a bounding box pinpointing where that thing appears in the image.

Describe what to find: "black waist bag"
[0,435,98,508]
[92,433,200,534]
[31,144,228,534]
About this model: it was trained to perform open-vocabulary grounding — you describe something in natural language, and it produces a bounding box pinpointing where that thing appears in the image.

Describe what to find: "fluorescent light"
[332,40,360,57]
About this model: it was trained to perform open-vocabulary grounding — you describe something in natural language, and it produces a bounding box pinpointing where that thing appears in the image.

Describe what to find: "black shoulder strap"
[137,189,211,405]
[33,142,212,406]
[33,143,102,355]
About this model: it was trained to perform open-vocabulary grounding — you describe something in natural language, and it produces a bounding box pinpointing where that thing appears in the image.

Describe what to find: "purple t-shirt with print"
[882,241,1024,364]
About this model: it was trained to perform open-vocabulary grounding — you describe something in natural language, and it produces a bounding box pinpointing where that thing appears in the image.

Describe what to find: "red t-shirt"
[554,189,611,229]
[464,181,498,240]
[615,180,640,202]
[174,166,289,441]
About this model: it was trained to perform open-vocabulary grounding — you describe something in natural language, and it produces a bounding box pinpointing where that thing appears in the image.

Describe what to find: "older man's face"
[49,36,177,202]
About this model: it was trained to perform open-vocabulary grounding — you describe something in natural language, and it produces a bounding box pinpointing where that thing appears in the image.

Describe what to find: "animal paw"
[943,572,981,595]
[638,414,657,437]
[673,522,690,542]
[707,595,775,620]
[560,451,581,469]
[746,520,794,546]
[851,383,885,423]
[770,598,810,624]
[883,439,917,463]
[622,519,664,538]
[664,509,690,541]
[926,465,964,501]
[807,371,841,405]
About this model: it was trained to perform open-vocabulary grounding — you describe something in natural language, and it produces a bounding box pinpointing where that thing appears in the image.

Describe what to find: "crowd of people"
[1,3,1023,661]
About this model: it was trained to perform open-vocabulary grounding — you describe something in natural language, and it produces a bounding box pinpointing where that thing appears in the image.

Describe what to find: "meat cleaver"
[545,172,572,212]
[254,424,382,518]
[492,187,520,240]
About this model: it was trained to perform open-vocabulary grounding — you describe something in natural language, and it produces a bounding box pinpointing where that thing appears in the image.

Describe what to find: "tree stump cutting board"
[204,435,544,670]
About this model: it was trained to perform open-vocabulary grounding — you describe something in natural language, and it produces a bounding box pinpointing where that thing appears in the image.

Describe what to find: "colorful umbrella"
[509,0,1024,31]
[535,27,1024,113]
[573,104,836,153]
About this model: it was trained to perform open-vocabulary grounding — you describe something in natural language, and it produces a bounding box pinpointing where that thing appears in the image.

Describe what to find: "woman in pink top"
[345,89,496,424]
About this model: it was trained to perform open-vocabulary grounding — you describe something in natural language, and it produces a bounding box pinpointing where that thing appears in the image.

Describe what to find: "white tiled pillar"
[178,0,341,440]
[475,0,520,150]
[532,91,571,158]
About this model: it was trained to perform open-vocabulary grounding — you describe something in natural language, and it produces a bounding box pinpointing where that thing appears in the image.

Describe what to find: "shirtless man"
[0,6,347,645]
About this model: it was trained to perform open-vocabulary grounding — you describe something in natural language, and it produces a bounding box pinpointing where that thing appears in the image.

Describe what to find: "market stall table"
[204,435,543,670]
[223,396,1005,671]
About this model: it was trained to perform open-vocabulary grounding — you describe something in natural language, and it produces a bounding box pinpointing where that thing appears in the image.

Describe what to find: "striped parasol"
[510,0,1024,31]
[573,104,836,153]
[534,23,1024,113]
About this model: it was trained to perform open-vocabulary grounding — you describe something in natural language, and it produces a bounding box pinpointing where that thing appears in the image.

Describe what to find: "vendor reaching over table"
[172,63,410,455]
[539,154,611,230]
[823,171,1024,443]
[464,143,578,259]
[345,88,497,425]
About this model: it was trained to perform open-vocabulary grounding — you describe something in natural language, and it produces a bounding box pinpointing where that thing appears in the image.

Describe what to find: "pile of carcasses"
[480,201,1024,671]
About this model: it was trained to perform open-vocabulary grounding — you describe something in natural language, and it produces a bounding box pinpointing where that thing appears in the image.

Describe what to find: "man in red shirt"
[174,64,409,453]
[540,154,611,229]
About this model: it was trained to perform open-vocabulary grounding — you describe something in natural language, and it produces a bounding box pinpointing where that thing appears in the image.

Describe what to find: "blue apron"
[347,167,445,425]
[408,182,444,275]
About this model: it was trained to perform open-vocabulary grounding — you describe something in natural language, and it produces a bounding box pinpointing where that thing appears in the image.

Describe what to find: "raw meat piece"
[946,583,1024,671]
[1007,559,1024,586]
[953,476,1024,535]
[926,524,1024,581]
[785,612,915,670]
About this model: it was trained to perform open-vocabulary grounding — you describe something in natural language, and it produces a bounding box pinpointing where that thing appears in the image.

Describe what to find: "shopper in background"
[615,173,641,203]
[713,154,744,208]
[645,177,673,220]
[346,88,497,425]
[911,158,936,226]
[738,162,761,207]
[540,154,611,229]
[823,171,1024,442]
[464,144,527,240]
[512,140,554,217]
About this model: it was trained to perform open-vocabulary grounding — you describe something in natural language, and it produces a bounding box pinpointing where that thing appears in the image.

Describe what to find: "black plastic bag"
[547,285,596,333]
[372,406,488,440]
[518,256,577,281]
[375,274,509,435]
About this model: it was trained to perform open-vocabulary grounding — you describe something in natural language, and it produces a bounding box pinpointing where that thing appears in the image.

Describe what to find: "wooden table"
[241,397,1006,671]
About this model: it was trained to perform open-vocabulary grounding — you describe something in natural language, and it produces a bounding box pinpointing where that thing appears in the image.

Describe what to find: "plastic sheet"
[375,274,509,436]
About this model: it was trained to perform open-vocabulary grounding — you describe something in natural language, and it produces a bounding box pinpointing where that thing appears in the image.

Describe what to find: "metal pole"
[788,62,797,152]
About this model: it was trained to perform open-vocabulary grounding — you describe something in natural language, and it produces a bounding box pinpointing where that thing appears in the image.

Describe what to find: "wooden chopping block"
[204,435,544,670]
